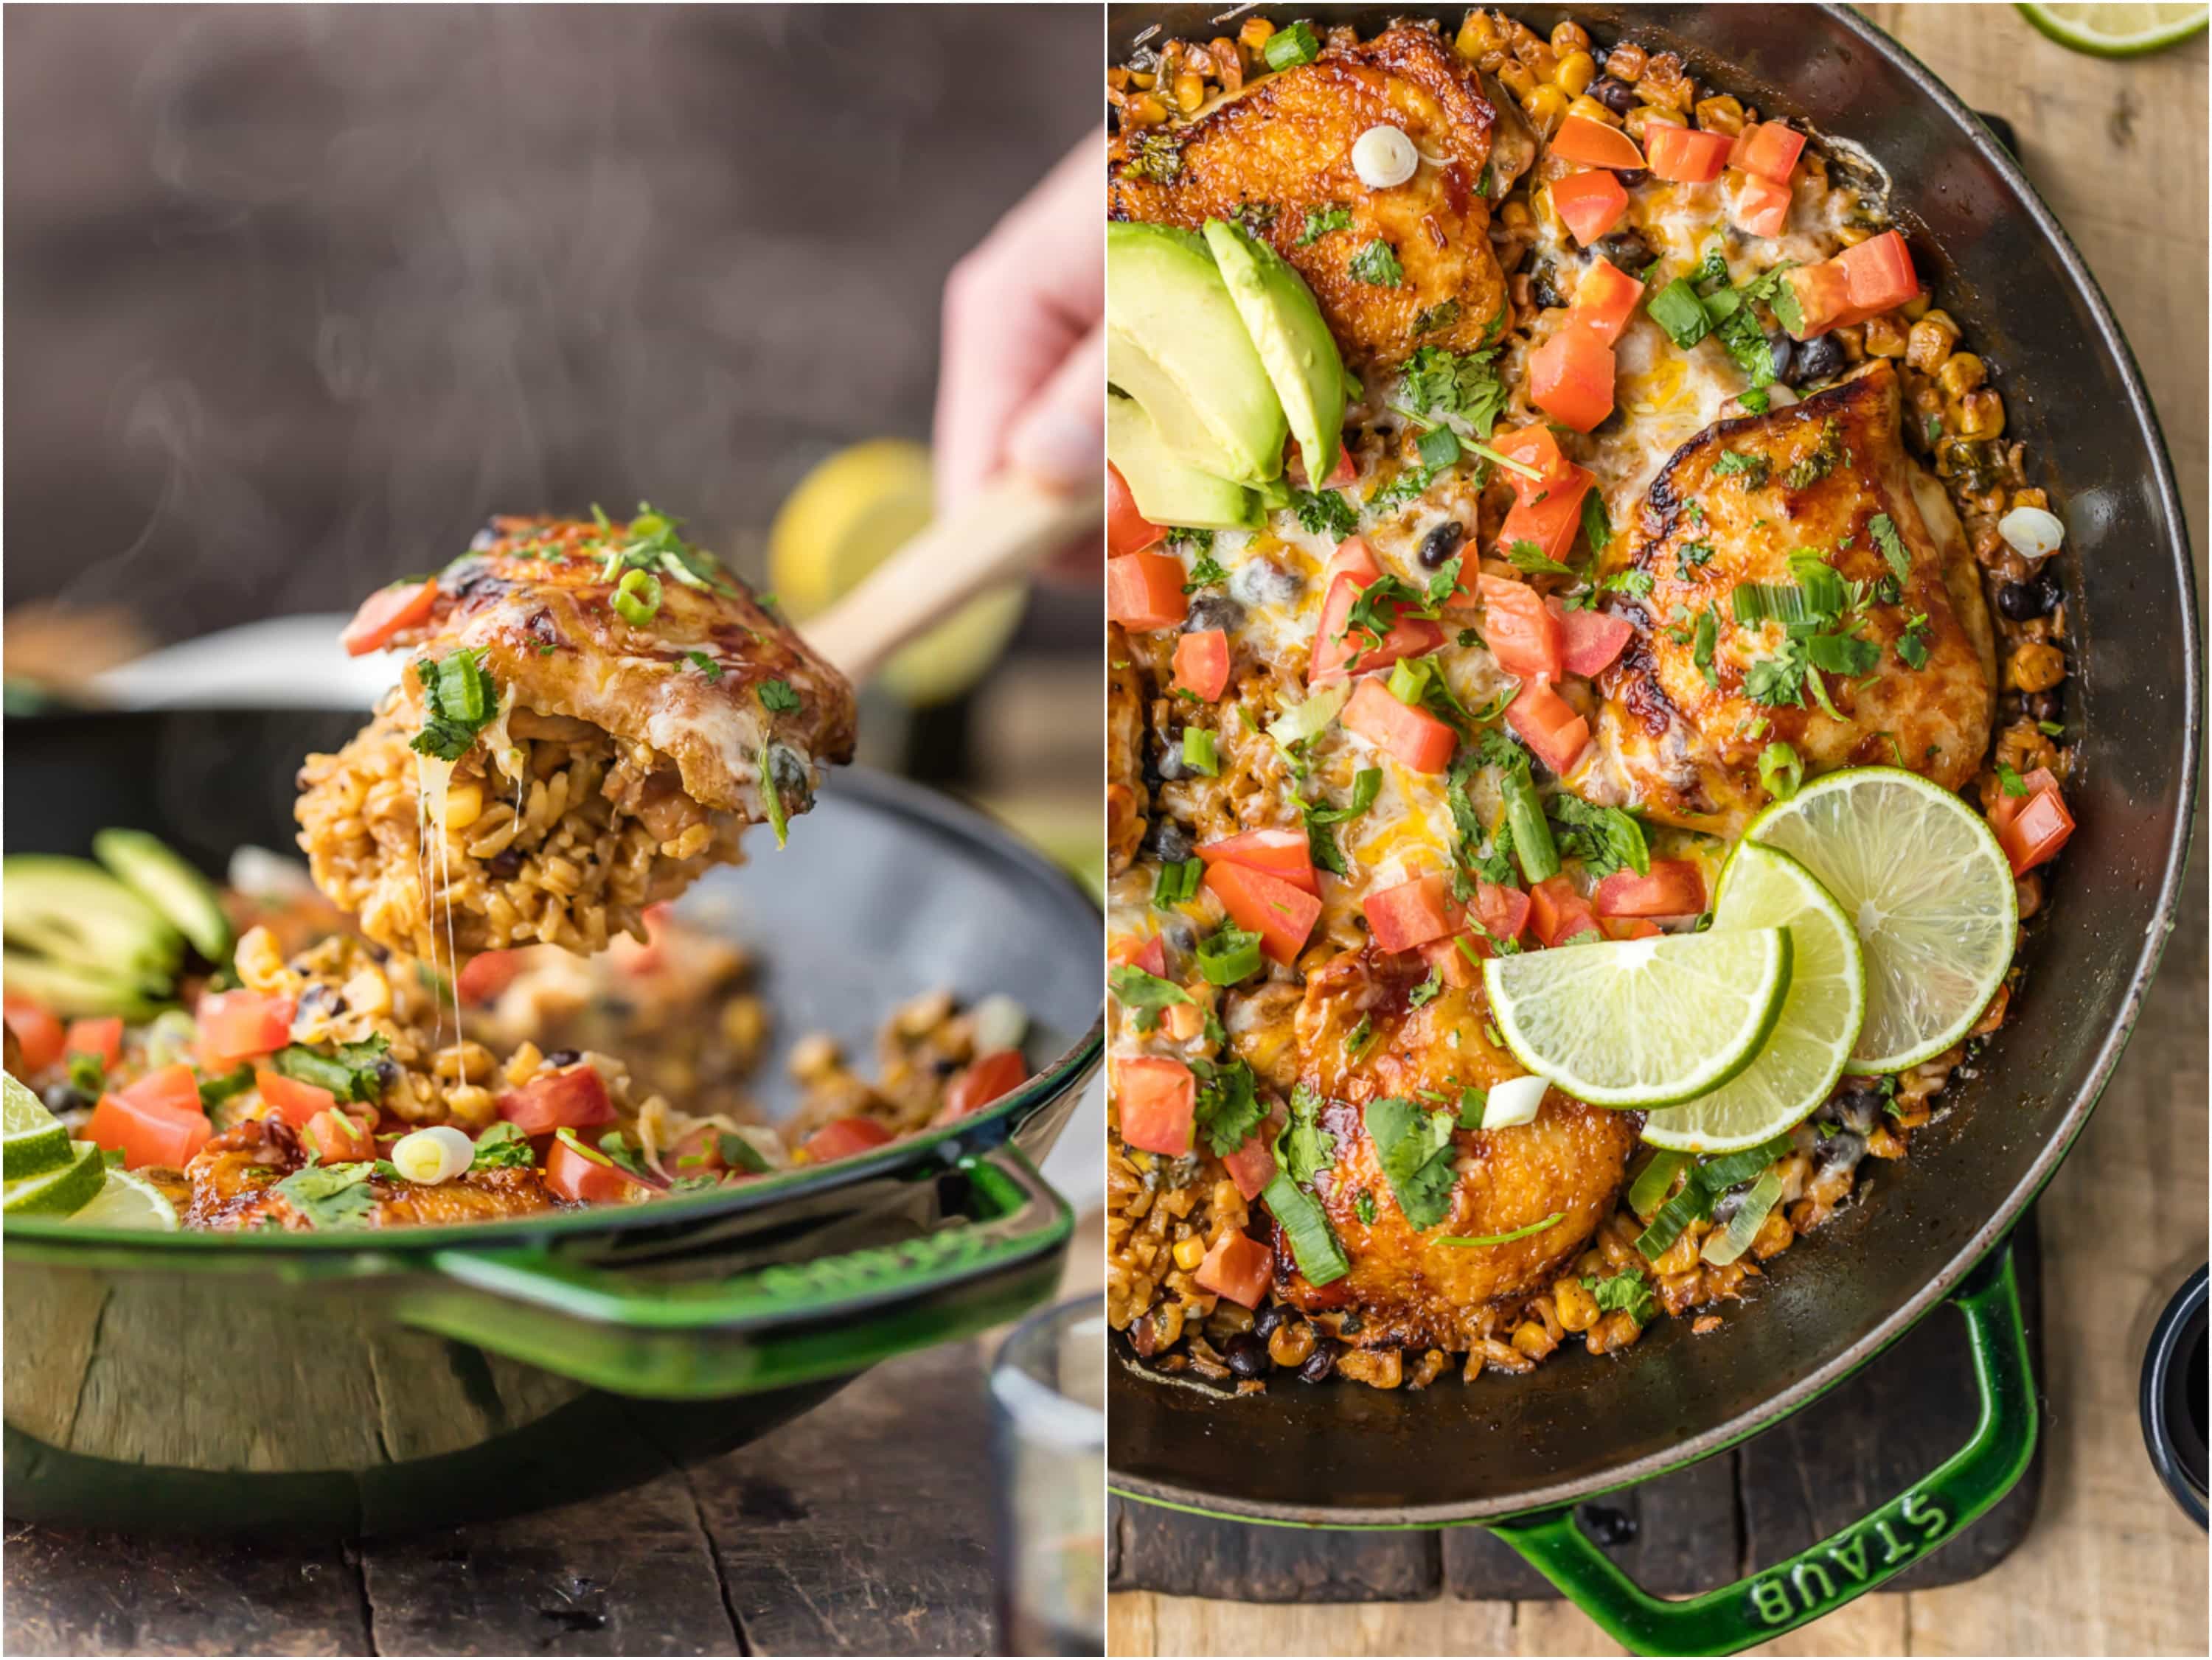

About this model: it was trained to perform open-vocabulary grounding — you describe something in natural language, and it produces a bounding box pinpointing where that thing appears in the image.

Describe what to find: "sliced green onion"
[758,744,790,848]
[1700,1169,1785,1266]
[1496,763,1560,885]
[1733,584,1815,628]
[1194,923,1263,986]
[1480,1073,1548,1129]
[1627,1148,1691,1219]
[1182,728,1220,777]
[1696,1132,1795,1192]
[1152,858,1203,908]
[1441,1210,1564,1248]
[613,568,663,627]
[1758,741,1804,801]
[1635,1183,1712,1259]
[1262,18,1321,70]
[1262,1168,1349,1286]
[1269,683,1349,751]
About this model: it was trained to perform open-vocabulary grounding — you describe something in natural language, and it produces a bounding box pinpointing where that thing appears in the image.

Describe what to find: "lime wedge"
[2020,3,2207,55]
[1641,845,1867,1153]
[2,1072,72,1179]
[69,1165,179,1231]
[3,1140,107,1218]
[1483,927,1793,1108]
[1747,767,2016,1073]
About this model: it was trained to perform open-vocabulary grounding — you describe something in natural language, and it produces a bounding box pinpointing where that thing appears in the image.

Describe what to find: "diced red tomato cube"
[1835,229,1920,321]
[1645,124,1732,183]
[1322,447,1359,489]
[254,1067,338,1129]
[799,1115,897,1164]
[195,989,296,1072]
[1528,322,1616,433]
[1990,768,2074,875]
[456,950,524,1005]
[1478,577,1565,682]
[1781,261,1855,340]
[86,1092,211,1171]
[1116,1056,1197,1155]
[1528,875,1603,947]
[1311,575,1445,684]
[1594,859,1708,918]
[1474,880,1533,944]
[65,1017,122,1069]
[1601,916,1664,941]
[3,998,66,1074]
[1731,122,1806,184]
[1506,680,1591,776]
[496,1064,616,1136]
[1110,933,1169,977]
[945,1049,1030,1119]
[1419,935,1481,988]
[1551,169,1630,246]
[1571,259,1644,344]
[1195,1230,1276,1308]
[1729,171,1794,240]
[1342,676,1458,775]
[1107,551,1189,631]
[341,578,439,657]
[545,1134,655,1204]
[305,1107,378,1164]
[1172,627,1233,702]
[1550,601,1635,678]
[1204,861,1323,965]
[1498,468,1596,573]
[1363,873,1458,954]
[1107,463,1166,557]
[116,1063,203,1120]
[1220,1113,1281,1202]
[1199,827,1321,896]
[1491,426,1580,500]
[1550,116,1646,170]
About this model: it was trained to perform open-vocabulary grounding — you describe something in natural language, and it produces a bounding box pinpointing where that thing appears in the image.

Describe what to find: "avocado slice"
[2,856,181,985]
[1107,221,1287,487]
[1202,218,1347,485]
[94,829,233,965]
[1,952,170,1021]
[1107,394,1262,531]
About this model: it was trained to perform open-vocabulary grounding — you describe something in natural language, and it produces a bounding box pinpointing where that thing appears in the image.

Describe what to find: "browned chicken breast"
[179,1116,560,1231]
[1267,949,1637,1350]
[1591,363,1994,837]
[298,512,856,960]
[1109,22,1514,372]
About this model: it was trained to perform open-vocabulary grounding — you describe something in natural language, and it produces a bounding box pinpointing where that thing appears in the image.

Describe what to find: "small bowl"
[2140,1266,2208,1528]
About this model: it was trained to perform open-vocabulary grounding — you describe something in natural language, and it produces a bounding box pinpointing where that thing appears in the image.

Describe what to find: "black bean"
[1298,1342,1338,1384]
[1155,736,1192,781]
[1531,262,1569,311]
[1590,75,1638,116]
[1766,332,1794,384]
[933,1056,960,1078]
[1254,1303,1290,1339]
[2027,688,2064,725]
[1813,1128,1867,1171]
[1146,818,1196,863]
[1827,1080,1887,1136]
[1417,520,1466,569]
[2033,571,2065,613]
[1594,229,1654,272]
[1184,595,1246,634]
[1582,1503,1638,1546]
[1613,167,1649,191]
[486,847,524,879]
[1997,580,2046,622]
[1229,558,1302,609]
[543,1050,582,1067]
[1787,332,1846,387]
[1223,1331,1270,1379]
[41,1084,90,1116]
[374,1057,400,1087]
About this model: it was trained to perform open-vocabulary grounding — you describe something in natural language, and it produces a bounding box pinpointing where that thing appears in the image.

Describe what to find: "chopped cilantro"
[1297,203,1353,245]
[1283,1083,1336,1187]
[469,1121,535,1171]
[1712,450,1771,487]
[1119,130,1182,184]
[757,677,801,714]
[1107,965,1191,1033]
[274,1161,377,1230]
[1548,796,1650,879]
[685,650,723,681]
[1366,1097,1459,1230]
[409,649,498,761]
[1413,299,1461,335]
[1291,487,1358,540]
[1191,1056,1264,1156]
[1355,1188,1378,1226]
[1349,239,1403,287]
[1399,340,1509,436]
[1870,513,1912,585]
[1582,492,1613,557]
[1584,1266,1658,1324]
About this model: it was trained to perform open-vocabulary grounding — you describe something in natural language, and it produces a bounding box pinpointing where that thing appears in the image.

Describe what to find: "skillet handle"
[1490,1244,2037,1657]
[402,1145,1073,1398]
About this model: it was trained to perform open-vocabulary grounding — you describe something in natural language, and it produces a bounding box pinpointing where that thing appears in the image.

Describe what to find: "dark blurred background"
[4,3,1099,867]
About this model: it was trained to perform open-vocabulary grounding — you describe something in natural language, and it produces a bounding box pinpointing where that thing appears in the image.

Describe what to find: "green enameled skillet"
[1105,6,2199,1653]
[2,707,1102,1538]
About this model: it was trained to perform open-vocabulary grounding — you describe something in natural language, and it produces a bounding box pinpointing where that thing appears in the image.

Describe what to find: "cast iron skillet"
[1,707,1102,1538]
[1105,6,2199,1652]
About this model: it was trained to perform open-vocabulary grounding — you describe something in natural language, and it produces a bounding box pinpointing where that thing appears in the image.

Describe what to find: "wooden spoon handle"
[801,472,1099,686]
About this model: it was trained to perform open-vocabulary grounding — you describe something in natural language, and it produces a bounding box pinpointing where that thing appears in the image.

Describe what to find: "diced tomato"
[1310,574,1445,683]
[1550,116,1646,170]
[1473,880,1532,944]
[1419,935,1481,988]
[496,1064,616,1136]
[1729,171,1793,240]
[1528,321,1615,433]
[1506,680,1591,777]
[1172,627,1232,702]
[1478,577,1565,682]
[3,998,65,1074]
[1220,1114,1280,1202]
[1594,859,1708,918]
[945,1049,1030,1119]
[85,1092,211,1171]
[1116,1056,1197,1156]
[546,1134,655,1204]
[800,1115,897,1164]
[1645,124,1732,184]
[254,1067,338,1129]
[1528,875,1603,947]
[1107,551,1188,631]
[668,1125,740,1178]
[1731,121,1806,184]
[1195,1230,1276,1308]
[1199,827,1321,896]
[1551,169,1630,246]
[341,578,439,657]
[305,1107,378,1164]
[1781,261,1855,340]
[116,1063,203,1120]
[1571,259,1644,344]
[1491,426,1580,501]
[1342,677,1457,775]
[1110,933,1169,977]
[1990,768,2074,875]
[456,950,523,1005]
[1551,601,1635,678]
[64,1017,122,1069]
[194,989,296,1071]
[1498,469,1596,574]
[1835,229,1919,321]
[1601,916,1664,941]
[1324,534,1382,587]
[1322,446,1360,489]
[1107,463,1166,557]
[1363,873,1458,954]
[1204,861,1323,966]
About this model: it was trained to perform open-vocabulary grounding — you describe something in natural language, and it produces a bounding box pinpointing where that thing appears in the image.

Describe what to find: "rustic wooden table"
[1108,7,2210,1657]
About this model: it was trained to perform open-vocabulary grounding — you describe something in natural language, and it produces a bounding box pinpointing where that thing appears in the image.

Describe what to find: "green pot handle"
[400,1144,1073,1398]
[1491,1244,2037,1657]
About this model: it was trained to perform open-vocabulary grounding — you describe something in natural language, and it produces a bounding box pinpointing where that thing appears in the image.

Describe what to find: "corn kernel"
[439,782,483,831]
[2006,641,2065,694]
[1239,15,1274,52]
[1453,13,1498,60]
[1937,351,1986,399]
[1497,59,1536,100]
[1172,70,1204,112]
[1124,92,1167,126]
[1907,313,1961,373]
[1606,43,1649,80]
[1958,388,2006,439]
[1567,94,1616,128]
[1551,20,1590,53]
[1172,1235,1206,1272]
[1694,94,1745,136]
[1555,49,1596,97]
[1863,313,1910,358]
[1523,83,1569,134]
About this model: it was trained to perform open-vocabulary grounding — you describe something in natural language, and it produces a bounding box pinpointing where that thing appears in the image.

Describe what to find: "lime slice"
[2,1072,70,1179]
[1483,927,1793,1108]
[3,1140,107,1218]
[69,1165,179,1231]
[1641,845,1867,1153]
[1747,767,2016,1073]
[768,439,1027,706]
[2020,3,2208,55]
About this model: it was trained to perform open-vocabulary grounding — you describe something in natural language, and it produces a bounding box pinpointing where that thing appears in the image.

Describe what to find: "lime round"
[2,1072,71,1179]
[3,1140,107,1218]
[1483,927,1793,1108]
[1642,844,1867,1154]
[1747,767,2016,1073]
[2019,3,2208,56]
[69,1166,180,1232]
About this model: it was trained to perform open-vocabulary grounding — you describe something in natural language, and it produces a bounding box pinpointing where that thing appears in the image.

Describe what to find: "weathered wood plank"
[1110,1502,1439,1603]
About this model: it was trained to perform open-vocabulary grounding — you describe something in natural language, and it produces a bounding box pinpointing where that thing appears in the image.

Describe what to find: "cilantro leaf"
[274,1161,378,1230]
[757,677,801,714]
[1283,1083,1337,1188]
[1297,203,1352,245]
[1291,488,1358,540]
[1548,796,1650,879]
[1399,341,1509,436]
[468,1121,535,1171]
[1366,1097,1460,1230]
[1190,1056,1264,1157]
[1107,965,1191,1033]
[1349,240,1403,287]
